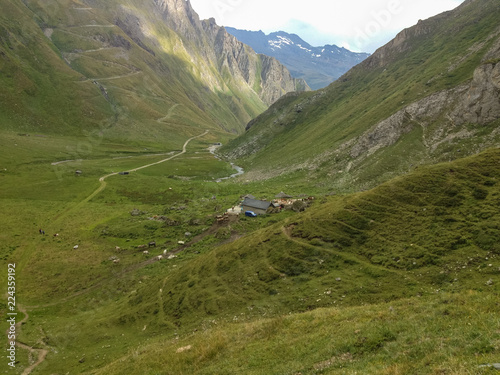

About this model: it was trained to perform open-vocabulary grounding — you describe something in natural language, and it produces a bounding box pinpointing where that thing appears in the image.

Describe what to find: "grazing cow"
[137,244,147,249]
[178,241,185,245]
[54,233,59,237]
[157,255,163,260]
[115,246,121,251]
[143,250,149,255]
[113,259,120,264]
[73,245,79,250]
[148,241,156,248]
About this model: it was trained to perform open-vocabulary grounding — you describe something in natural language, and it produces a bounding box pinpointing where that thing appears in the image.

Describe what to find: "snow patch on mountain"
[225,27,370,90]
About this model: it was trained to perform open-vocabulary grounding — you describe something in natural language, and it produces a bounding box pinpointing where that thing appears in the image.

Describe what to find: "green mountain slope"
[63,147,500,375]
[0,0,307,144]
[121,148,500,327]
[93,292,499,375]
[221,0,500,192]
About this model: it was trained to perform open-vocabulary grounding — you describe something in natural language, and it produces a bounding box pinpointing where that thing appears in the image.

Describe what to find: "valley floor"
[1,131,499,374]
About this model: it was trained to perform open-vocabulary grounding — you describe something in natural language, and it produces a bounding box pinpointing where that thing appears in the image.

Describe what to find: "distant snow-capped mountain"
[225,27,370,90]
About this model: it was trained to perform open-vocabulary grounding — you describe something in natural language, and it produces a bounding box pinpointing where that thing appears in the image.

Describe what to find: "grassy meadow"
[1,122,499,373]
[0,127,327,373]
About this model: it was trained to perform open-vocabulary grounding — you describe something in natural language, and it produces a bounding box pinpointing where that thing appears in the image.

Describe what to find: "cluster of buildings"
[227,192,305,216]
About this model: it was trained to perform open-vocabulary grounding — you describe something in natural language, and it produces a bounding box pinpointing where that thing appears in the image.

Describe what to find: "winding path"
[157,103,180,123]
[91,130,208,199]
[17,130,209,373]
[53,130,209,221]
[15,306,49,375]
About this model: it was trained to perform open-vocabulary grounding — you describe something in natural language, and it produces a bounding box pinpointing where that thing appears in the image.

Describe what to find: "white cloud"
[190,0,465,52]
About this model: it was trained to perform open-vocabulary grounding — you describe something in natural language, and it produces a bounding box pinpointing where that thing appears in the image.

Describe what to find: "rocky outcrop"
[349,54,500,159]
[453,59,500,125]
[153,0,205,43]
[349,85,469,158]
[362,19,436,70]
[356,0,479,71]
[153,0,309,105]
[260,55,308,105]
[203,20,309,105]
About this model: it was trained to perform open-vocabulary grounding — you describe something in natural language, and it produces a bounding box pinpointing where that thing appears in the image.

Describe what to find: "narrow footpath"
[15,130,209,374]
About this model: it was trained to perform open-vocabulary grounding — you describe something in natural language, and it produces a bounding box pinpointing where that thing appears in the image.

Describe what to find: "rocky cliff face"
[349,28,500,161]
[152,0,309,105]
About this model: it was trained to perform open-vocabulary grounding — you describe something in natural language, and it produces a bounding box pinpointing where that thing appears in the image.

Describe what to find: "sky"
[189,0,465,53]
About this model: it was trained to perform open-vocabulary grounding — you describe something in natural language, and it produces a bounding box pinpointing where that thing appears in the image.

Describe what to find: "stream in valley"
[208,144,245,182]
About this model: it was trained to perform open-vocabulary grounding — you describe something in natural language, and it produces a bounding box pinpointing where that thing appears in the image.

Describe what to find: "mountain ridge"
[221,0,500,191]
[225,27,370,90]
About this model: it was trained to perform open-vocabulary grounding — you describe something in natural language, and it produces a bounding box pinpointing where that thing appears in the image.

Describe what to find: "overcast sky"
[190,0,465,53]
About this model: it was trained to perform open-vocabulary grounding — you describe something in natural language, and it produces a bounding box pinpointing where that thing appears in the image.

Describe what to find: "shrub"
[472,187,488,200]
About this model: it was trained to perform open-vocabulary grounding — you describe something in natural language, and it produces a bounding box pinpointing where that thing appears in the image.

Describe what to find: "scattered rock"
[165,218,180,226]
[479,364,500,370]
[486,279,494,286]
[73,245,79,250]
[130,208,142,216]
[176,345,192,354]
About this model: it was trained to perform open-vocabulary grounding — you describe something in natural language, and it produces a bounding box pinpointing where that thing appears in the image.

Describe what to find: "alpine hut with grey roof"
[241,198,273,215]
